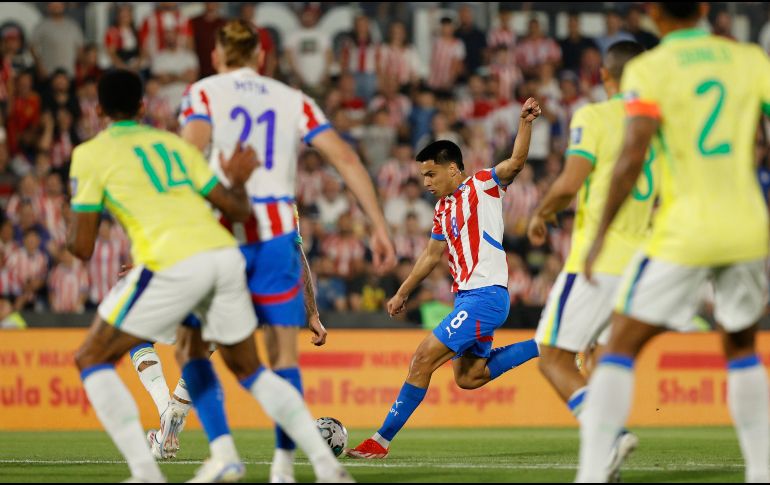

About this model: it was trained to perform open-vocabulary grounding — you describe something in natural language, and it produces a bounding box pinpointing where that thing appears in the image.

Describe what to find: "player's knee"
[407,353,433,381]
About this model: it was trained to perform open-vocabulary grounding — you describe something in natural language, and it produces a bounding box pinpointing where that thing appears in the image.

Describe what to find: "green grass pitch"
[0,428,747,482]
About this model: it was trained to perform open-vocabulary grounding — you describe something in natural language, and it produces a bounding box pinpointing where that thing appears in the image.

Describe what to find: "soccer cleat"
[606,430,639,483]
[187,458,245,483]
[147,430,167,460]
[156,401,188,458]
[316,467,355,483]
[344,439,388,459]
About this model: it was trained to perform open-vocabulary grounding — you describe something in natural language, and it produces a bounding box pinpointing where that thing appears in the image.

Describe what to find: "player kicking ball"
[347,99,542,459]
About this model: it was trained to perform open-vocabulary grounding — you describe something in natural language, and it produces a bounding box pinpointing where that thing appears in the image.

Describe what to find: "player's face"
[420,160,454,198]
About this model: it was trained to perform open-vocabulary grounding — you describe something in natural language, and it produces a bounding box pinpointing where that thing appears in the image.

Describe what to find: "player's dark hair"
[98,69,143,119]
[605,40,645,81]
[659,3,701,20]
[416,140,464,171]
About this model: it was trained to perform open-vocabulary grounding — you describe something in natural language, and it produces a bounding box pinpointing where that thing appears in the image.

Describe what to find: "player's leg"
[714,261,769,483]
[577,256,704,482]
[75,317,165,482]
[347,332,455,458]
[129,342,170,417]
[451,339,539,390]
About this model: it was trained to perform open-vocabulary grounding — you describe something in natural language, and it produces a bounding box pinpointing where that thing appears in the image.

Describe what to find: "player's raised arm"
[584,115,658,280]
[311,129,397,273]
[387,238,446,316]
[493,97,542,186]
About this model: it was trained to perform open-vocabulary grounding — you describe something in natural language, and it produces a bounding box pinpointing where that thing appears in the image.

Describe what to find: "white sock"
[372,432,390,448]
[173,378,192,403]
[728,362,770,483]
[248,369,340,481]
[83,367,164,482]
[577,362,634,483]
[131,347,170,416]
[210,434,240,463]
[271,448,295,478]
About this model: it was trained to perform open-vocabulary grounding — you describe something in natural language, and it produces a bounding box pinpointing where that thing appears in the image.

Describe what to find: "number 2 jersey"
[179,67,331,242]
[622,29,770,266]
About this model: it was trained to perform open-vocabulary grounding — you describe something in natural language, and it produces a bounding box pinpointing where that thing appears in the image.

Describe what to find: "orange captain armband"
[625,99,661,120]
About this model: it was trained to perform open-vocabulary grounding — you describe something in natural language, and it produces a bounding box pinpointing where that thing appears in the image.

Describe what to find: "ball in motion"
[316,417,348,457]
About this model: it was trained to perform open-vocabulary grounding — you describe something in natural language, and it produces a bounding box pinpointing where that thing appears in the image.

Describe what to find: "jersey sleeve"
[474,168,507,194]
[754,46,770,117]
[183,142,219,196]
[69,145,105,212]
[179,82,213,127]
[565,106,599,165]
[299,94,332,145]
[621,56,662,120]
[431,208,445,241]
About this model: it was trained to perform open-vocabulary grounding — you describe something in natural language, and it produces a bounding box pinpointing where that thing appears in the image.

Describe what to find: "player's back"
[565,97,658,276]
[70,121,235,271]
[181,68,330,241]
[622,30,770,265]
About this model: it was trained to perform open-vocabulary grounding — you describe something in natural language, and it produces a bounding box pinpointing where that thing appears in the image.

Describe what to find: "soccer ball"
[316,417,348,457]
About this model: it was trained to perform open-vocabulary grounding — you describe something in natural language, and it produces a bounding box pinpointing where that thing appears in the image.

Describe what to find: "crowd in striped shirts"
[3,3,770,326]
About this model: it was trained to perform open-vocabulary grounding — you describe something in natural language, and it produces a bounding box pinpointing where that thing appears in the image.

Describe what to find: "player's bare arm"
[528,154,593,246]
[493,97,542,186]
[311,130,397,273]
[206,143,260,223]
[387,238,446,316]
[68,211,100,260]
[584,115,658,280]
[299,245,327,346]
[181,119,213,152]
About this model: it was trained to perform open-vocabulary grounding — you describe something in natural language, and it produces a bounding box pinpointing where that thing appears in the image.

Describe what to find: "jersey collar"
[111,120,139,127]
[447,176,472,199]
[661,28,709,44]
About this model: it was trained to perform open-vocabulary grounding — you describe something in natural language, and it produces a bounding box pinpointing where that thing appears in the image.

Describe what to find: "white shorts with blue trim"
[98,247,257,346]
[535,271,620,353]
[616,253,768,333]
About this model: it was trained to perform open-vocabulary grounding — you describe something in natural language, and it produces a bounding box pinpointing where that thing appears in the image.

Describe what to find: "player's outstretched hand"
[220,143,260,186]
[371,227,397,275]
[309,313,327,346]
[387,293,407,317]
[520,97,542,122]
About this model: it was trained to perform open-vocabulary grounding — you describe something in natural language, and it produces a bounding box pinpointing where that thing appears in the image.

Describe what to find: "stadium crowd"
[0,2,769,327]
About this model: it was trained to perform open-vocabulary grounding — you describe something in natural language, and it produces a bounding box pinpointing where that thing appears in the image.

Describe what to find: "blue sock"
[273,367,303,451]
[487,339,540,380]
[182,359,231,442]
[376,382,427,443]
[567,386,587,419]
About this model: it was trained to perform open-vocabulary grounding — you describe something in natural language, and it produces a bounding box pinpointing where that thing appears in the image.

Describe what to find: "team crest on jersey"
[570,127,582,145]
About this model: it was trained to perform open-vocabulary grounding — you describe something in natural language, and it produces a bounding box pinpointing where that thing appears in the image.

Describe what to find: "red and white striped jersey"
[0,244,20,296]
[88,237,127,304]
[489,62,523,101]
[487,28,517,50]
[431,168,509,292]
[139,9,192,57]
[180,67,331,243]
[368,94,412,128]
[342,41,381,74]
[378,45,422,85]
[8,247,47,286]
[428,37,465,90]
[48,260,89,313]
[322,234,366,278]
[376,159,421,201]
[42,195,66,248]
[394,233,428,261]
[514,37,562,71]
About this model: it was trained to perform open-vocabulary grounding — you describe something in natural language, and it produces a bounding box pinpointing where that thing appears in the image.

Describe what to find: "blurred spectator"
[514,18,561,77]
[341,15,381,102]
[321,213,366,281]
[77,77,104,141]
[330,110,359,149]
[393,212,429,260]
[377,142,420,201]
[285,3,332,97]
[41,69,80,120]
[316,176,349,231]
[360,109,397,173]
[296,149,328,208]
[488,45,522,101]
[139,2,192,58]
[463,124,494,174]
[349,269,387,312]
[142,77,174,130]
[369,75,412,128]
[0,298,25,328]
[557,71,589,126]
[428,17,465,92]
[559,12,599,73]
[378,21,423,89]
[487,8,517,51]
[30,2,84,78]
[39,108,80,170]
[41,173,66,248]
[1,25,34,73]
[326,73,366,125]
[507,253,532,306]
[150,29,199,110]
[596,10,635,55]
[47,249,88,313]
[104,3,143,71]
[7,175,43,224]
[417,111,462,152]
[13,202,50,250]
[88,217,128,307]
[0,131,17,208]
[7,70,41,156]
[384,178,434,232]
[190,3,226,78]
[455,5,487,80]
[408,86,437,148]
[712,10,735,40]
[503,165,539,238]
[74,44,103,88]
[626,5,659,50]
[9,229,48,310]
[525,254,561,306]
[457,74,494,122]
[549,212,573,264]
[578,46,603,101]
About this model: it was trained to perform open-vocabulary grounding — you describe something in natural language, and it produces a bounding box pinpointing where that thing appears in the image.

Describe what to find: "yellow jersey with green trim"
[563,97,659,275]
[69,120,236,271]
[621,29,769,266]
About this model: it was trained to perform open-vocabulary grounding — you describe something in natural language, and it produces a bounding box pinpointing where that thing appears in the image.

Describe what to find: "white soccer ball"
[316,417,348,457]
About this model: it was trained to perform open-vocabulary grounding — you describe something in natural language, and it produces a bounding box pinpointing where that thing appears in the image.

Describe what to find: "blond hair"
[216,19,259,67]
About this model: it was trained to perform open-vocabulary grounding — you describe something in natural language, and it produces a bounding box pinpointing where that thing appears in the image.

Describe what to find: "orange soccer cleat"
[344,438,389,459]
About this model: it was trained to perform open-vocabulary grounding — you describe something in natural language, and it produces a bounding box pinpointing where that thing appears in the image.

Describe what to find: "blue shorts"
[240,232,306,327]
[432,285,510,359]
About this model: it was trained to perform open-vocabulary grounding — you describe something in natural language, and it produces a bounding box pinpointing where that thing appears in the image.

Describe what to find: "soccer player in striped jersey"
[578,3,770,482]
[527,40,653,482]
[347,99,543,459]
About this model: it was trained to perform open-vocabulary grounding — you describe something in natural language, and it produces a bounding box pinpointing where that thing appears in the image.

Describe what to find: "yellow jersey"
[563,96,659,275]
[621,29,769,266]
[70,120,236,271]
